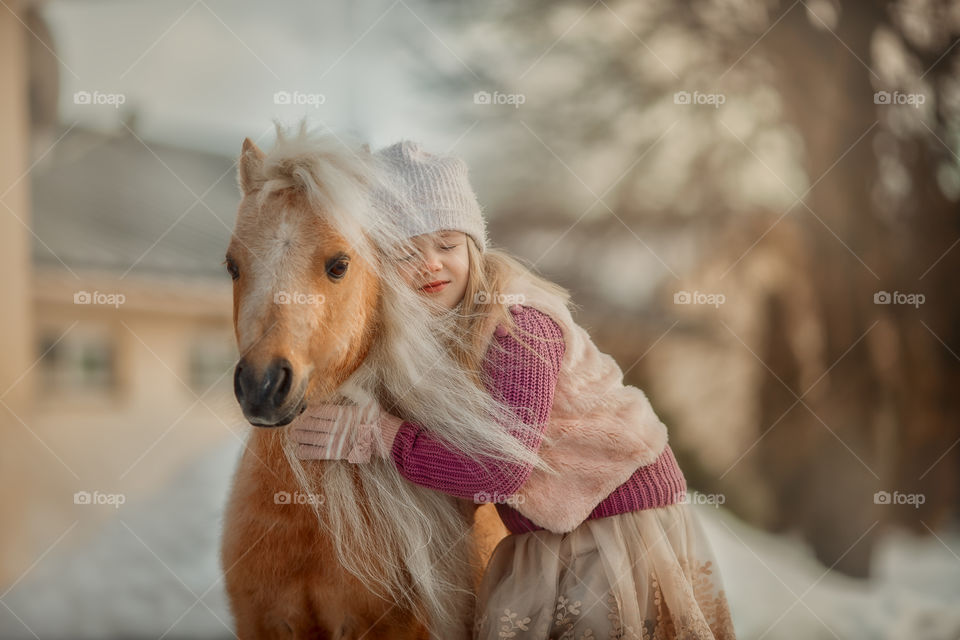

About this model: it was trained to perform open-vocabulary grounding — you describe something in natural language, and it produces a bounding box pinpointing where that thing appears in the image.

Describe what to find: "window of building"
[39,325,116,394]
[188,331,237,394]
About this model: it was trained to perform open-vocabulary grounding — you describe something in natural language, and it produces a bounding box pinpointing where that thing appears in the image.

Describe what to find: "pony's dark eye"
[225,257,240,281]
[326,258,349,280]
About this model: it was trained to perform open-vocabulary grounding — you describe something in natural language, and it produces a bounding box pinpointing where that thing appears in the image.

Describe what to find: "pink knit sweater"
[387,305,686,535]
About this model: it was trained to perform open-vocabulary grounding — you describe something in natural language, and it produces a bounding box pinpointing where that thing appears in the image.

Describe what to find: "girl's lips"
[421,280,450,293]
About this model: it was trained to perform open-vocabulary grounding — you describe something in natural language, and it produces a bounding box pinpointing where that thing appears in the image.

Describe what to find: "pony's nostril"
[234,362,245,401]
[272,359,293,408]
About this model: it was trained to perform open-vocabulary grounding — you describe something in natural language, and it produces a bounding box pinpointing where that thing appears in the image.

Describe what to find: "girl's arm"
[381,305,565,502]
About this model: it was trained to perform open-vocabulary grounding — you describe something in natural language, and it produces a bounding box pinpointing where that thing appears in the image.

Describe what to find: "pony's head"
[226,125,382,427]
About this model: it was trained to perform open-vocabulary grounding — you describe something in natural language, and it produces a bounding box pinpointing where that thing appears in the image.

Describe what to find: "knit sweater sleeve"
[386,305,565,502]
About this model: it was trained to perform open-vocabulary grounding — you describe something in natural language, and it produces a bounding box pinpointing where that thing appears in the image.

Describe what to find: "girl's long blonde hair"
[447,237,574,390]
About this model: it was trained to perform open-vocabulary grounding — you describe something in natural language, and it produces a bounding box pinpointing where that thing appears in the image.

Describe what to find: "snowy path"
[1,439,958,639]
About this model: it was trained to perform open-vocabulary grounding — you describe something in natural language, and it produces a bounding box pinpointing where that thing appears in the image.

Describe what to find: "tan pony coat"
[220,124,549,639]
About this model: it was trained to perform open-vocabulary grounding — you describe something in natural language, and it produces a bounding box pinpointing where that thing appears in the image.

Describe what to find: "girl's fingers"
[295,415,337,430]
[291,428,333,447]
[297,443,332,460]
[297,442,346,460]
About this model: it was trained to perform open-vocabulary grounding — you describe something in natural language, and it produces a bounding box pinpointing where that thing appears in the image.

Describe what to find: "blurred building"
[0,0,242,584]
[1,0,42,585]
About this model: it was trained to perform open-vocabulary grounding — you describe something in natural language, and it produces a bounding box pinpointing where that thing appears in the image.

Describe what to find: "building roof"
[31,126,240,281]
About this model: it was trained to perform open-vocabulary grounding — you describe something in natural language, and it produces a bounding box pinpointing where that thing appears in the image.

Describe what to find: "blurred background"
[1,0,958,638]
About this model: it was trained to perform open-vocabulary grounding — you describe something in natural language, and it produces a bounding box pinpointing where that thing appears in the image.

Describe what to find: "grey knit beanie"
[372,140,488,253]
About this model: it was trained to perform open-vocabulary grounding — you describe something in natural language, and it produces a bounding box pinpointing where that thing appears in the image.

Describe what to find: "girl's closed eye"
[398,249,423,261]
[436,236,462,251]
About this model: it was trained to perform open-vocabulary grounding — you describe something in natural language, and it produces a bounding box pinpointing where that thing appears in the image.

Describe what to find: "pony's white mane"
[254,122,553,638]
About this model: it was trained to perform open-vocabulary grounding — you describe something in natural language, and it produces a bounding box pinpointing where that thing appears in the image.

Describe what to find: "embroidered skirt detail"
[473,503,736,639]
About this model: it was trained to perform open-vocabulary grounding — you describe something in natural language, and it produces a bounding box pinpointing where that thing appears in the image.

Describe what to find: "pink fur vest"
[503,271,670,533]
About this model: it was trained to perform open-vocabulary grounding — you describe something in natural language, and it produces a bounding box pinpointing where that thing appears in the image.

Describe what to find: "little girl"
[289,141,736,639]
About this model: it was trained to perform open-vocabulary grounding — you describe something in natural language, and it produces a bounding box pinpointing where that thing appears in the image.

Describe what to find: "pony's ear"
[238,137,266,195]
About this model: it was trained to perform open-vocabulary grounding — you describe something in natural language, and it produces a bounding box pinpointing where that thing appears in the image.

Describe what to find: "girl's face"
[397,230,470,310]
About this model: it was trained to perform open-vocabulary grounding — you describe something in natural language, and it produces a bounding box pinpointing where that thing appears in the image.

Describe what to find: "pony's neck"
[245,428,302,494]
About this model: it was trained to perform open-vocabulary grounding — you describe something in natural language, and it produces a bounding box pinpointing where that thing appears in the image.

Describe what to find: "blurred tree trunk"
[756,0,960,577]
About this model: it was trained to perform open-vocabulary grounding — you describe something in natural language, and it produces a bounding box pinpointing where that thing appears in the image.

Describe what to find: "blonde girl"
[289,140,737,639]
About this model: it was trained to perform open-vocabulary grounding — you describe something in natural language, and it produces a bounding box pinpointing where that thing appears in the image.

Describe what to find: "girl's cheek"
[396,265,417,288]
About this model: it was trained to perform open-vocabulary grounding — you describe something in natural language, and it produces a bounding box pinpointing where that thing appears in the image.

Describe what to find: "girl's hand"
[289,400,403,463]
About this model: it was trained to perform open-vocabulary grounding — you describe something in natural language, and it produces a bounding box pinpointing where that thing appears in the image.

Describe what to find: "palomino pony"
[219,125,546,639]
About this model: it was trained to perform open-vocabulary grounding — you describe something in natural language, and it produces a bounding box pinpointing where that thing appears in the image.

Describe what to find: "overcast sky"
[46,0,471,157]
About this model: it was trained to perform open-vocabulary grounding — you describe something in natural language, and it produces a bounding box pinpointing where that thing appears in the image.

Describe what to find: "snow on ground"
[0,438,245,640]
[698,503,960,639]
[1,439,958,639]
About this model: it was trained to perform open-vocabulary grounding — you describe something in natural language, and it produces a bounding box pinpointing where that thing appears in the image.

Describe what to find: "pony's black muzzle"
[234,356,304,427]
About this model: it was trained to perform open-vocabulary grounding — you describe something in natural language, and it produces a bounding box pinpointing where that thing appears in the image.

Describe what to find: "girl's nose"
[420,254,442,273]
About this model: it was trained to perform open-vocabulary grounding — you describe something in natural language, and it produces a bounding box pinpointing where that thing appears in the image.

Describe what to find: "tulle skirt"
[473,503,736,639]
